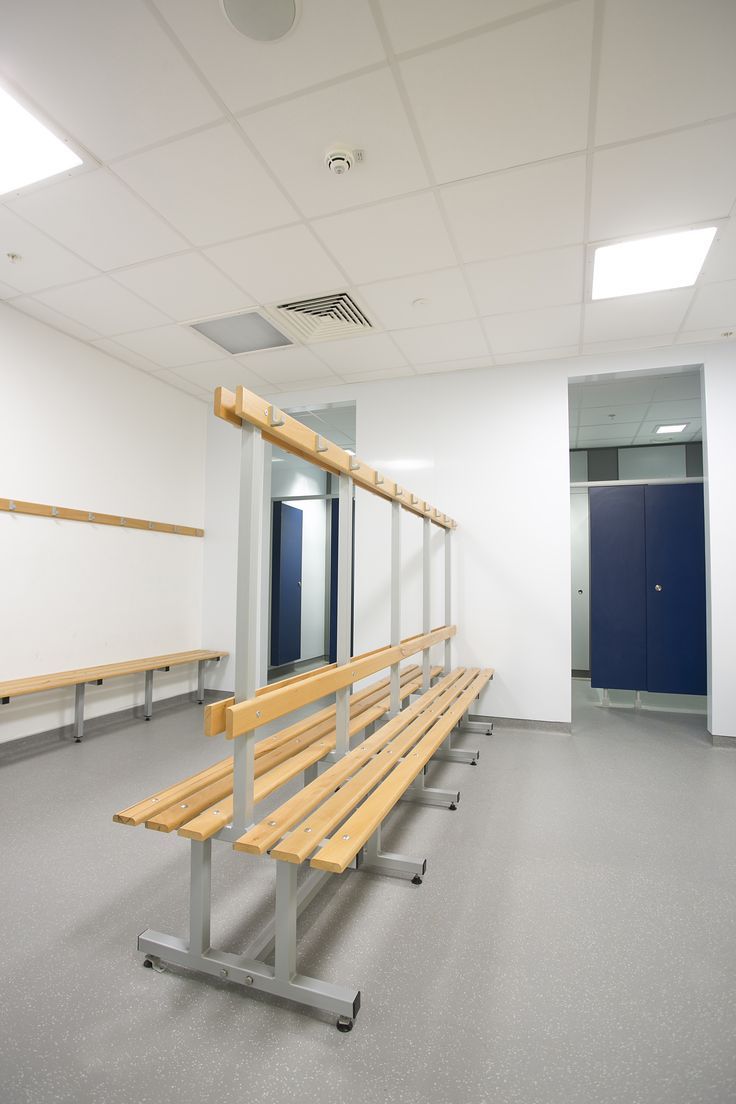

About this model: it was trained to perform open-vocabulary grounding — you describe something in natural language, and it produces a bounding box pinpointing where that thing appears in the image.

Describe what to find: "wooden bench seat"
[235,668,493,871]
[1,649,227,742]
[113,663,439,834]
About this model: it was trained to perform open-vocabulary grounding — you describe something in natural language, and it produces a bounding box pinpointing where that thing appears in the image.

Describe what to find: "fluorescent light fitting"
[0,87,82,196]
[655,424,687,434]
[592,227,717,300]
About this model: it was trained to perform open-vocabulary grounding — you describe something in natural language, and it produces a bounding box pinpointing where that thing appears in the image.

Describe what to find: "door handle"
[297,581,302,587]
[654,583,663,592]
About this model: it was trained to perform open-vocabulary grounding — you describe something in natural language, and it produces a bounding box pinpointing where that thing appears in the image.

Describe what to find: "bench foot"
[336,1016,354,1033]
[399,786,460,810]
[411,874,423,885]
[137,930,360,1022]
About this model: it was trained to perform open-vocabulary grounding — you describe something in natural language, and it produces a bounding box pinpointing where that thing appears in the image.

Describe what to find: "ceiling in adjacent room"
[1,0,735,403]
[568,370,702,448]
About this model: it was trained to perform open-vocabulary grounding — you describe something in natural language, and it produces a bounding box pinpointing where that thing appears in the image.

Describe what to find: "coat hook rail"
[0,497,204,537]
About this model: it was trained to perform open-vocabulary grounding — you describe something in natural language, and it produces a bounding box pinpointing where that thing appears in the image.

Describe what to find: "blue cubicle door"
[589,485,647,690]
[645,483,707,695]
[270,502,303,667]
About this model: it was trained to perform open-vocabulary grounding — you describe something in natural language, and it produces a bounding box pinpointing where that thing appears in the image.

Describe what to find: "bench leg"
[189,840,211,954]
[144,669,153,720]
[399,770,460,810]
[197,660,205,705]
[303,762,319,786]
[74,683,85,742]
[356,824,427,882]
[432,725,479,765]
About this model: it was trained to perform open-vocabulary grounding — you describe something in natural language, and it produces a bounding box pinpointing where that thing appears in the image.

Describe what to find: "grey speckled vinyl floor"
[1,681,736,1104]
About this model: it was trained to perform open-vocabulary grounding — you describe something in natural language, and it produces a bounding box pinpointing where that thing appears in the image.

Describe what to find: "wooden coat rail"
[214,386,456,530]
[0,497,203,537]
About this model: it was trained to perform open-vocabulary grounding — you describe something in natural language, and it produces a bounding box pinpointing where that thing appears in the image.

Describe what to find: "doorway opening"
[568,368,707,718]
[267,402,356,682]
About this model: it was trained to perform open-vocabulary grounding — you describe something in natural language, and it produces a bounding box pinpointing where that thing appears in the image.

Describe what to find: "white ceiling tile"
[0,0,221,160]
[595,0,736,146]
[392,319,487,364]
[493,345,579,365]
[9,296,101,341]
[91,338,161,373]
[642,398,702,422]
[651,373,702,401]
[577,422,643,442]
[115,325,219,367]
[149,370,210,401]
[312,194,456,284]
[581,335,675,355]
[0,281,17,299]
[676,327,735,345]
[379,0,542,53]
[175,359,270,394]
[583,289,693,343]
[205,225,344,305]
[400,2,593,182]
[0,206,97,292]
[466,246,583,316]
[701,219,736,284]
[152,0,386,114]
[8,170,187,269]
[683,280,736,331]
[35,276,168,336]
[590,119,736,241]
[578,404,650,427]
[576,378,659,407]
[332,367,416,383]
[483,304,581,354]
[442,156,586,263]
[267,377,342,394]
[112,253,251,322]
[234,345,337,385]
[310,333,407,375]
[357,268,475,330]
[114,124,297,246]
[414,356,493,375]
[241,69,429,218]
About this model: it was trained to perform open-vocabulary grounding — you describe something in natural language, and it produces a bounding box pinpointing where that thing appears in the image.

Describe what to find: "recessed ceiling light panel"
[0,86,82,196]
[592,227,717,300]
[221,0,300,41]
[655,424,688,435]
[192,310,292,355]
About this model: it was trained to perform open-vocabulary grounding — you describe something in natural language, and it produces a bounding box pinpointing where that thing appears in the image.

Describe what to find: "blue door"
[270,502,302,667]
[645,484,707,694]
[589,483,706,694]
[590,486,647,690]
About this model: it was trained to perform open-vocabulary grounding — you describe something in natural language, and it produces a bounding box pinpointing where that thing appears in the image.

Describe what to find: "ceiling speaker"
[222,0,300,42]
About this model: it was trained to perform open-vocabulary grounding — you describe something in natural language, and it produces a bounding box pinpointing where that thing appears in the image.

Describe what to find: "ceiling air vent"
[274,292,372,343]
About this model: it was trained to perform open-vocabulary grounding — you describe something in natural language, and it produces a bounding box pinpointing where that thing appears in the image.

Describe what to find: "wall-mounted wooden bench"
[1,649,227,742]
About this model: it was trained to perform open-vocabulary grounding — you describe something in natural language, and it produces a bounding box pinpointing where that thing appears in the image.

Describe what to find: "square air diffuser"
[192,310,292,355]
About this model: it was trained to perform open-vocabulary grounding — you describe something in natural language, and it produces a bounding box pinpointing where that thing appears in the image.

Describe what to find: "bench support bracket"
[356,825,426,880]
[432,725,479,765]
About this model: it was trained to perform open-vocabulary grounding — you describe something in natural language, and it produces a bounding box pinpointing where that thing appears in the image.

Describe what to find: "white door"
[570,489,590,672]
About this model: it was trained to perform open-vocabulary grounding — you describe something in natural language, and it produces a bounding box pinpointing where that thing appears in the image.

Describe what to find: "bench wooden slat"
[234,668,467,856]
[226,627,455,738]
[310,670,494,874]
[115,664,434,828]
[2,649,227,699]
[113,756,233,826]
[268,670,479,865]
[178,701,393,841]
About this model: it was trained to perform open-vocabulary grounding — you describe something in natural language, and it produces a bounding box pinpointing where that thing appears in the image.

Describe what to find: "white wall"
[0,305,207,743]
[702,350,736,739]
[201,339,736,733]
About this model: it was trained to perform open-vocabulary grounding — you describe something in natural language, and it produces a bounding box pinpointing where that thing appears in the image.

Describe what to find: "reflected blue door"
[270,502,302,666]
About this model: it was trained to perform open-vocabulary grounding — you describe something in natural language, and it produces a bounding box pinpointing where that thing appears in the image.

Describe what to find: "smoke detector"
[325,149,355,176]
